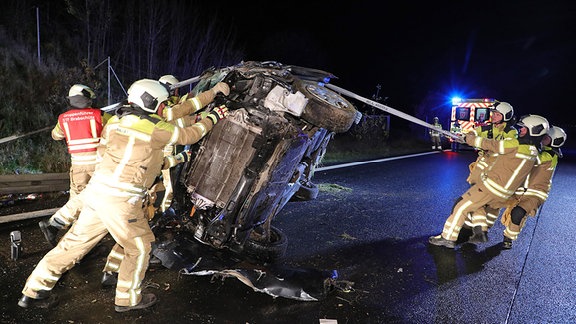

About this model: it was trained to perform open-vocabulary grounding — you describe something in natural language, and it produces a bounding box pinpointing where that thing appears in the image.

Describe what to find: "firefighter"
[500,125,566,249]
[38,84,110,247]
[429,117,443,150]
[159,74,180,99]
[429,114,549,248]
[464,101,517,243]
[450,123,462,152]
[99,78,230,287]
[155,74,184,215]
[155,74,229,213]
[18,79,229,312]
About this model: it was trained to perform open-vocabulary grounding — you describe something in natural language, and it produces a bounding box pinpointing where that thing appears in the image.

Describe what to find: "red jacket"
[52,108,105,165]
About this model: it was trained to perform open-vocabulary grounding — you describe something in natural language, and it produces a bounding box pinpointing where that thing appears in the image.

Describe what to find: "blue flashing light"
[451,97,462,106]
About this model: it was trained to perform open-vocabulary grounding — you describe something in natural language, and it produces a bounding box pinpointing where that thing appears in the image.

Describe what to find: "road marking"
[317,151,440,171]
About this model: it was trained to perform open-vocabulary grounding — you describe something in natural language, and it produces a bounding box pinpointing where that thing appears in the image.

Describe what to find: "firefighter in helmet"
[429,114,548,249]
[19,79,229,312]
[153,74,230,213]
[159,74,180,97]
[38,84,110,247]
[464,101,518,243]
[429,117,443,150]
[500,125,566,249]
[100,77,230,288]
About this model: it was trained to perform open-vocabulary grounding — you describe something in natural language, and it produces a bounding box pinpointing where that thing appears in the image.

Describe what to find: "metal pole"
[107,57,111,105]
[36,7,40,64]
[169,75,203,90]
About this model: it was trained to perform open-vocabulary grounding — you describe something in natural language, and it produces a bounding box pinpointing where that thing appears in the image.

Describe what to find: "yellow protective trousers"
[441,184,508,241]
[22,186,155,307]
[47,163,96,229]
[68,163,96,196]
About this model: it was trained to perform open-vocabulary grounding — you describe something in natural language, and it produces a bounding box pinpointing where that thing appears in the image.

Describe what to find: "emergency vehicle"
[449,97,496,150]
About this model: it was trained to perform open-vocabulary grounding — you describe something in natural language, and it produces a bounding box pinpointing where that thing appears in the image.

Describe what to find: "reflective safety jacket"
[467,122,517,186]
[52,108,108,166]
[161,89,217,124]
[473,122,517,141]
[92,107,214,198]
[429,122,442,137]
[159,89,217,156]
[465,132,538,199]
[514,146,559,214]
[470,122,518,174]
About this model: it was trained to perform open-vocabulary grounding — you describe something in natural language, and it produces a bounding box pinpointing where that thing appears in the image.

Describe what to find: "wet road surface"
[1,149,576,323]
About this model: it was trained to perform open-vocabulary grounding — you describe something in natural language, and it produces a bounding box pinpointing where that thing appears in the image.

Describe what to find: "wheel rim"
[305,83,351,109]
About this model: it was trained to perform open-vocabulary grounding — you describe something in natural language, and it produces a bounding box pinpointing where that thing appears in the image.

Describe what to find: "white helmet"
[68,84,96,108]
[516,114,549,137]
[159,75,179,87]
[68,84,96,99]
[127,79,169,113]
[547,126,567,148]
[492,102,514,121]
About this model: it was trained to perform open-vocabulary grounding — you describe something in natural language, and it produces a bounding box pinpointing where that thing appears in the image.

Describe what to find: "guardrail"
[0,208,61,224]
[0,173,69,195]
[0,173,68,224]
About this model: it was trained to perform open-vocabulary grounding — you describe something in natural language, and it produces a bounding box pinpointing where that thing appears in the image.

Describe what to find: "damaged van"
[150,61,359,300]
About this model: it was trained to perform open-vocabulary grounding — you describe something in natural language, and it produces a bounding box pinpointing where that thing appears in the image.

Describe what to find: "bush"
[0,29,97,174]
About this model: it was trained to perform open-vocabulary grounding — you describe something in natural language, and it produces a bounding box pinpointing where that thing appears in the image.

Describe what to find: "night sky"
[226,0,575,128]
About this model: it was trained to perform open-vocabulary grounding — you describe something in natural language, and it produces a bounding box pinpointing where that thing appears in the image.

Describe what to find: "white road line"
[317,151,440,171]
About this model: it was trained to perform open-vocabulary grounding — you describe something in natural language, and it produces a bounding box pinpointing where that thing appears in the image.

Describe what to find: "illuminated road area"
[1,150,575,323]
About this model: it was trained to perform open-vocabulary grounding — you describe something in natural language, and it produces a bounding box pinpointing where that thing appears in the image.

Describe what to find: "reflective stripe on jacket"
[52,108,106,165]
[516,147,558,202]
[94,108,213,196]
[466,132,538,199]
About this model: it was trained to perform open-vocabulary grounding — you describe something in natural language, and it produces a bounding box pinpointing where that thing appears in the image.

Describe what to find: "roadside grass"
[0,134,69,174]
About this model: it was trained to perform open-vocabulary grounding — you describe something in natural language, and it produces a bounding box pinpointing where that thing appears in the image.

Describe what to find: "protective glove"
[211,82,230,96]
[194,110,210,122]
[464,133,477,146]
[174,150,191,164]
[206,105,229,125]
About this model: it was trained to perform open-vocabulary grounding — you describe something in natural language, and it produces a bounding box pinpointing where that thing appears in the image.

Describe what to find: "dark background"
[230,0,575,127]
[0,0,574,148]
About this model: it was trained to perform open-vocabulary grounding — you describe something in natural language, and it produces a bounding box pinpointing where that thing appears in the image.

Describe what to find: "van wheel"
[243,226,288,264]
[296,80,357,133]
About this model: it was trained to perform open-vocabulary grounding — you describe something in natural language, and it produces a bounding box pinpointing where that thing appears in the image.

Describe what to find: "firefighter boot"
[502,236,513,249]
[101,271,118,288]
[428,235,456,249]
[18,290,59,309]
[38,220,59,247]
[467,226,488,244]
[115,293,158,313]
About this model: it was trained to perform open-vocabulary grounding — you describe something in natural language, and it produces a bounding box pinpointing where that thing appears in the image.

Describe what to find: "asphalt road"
[1,149,575,323]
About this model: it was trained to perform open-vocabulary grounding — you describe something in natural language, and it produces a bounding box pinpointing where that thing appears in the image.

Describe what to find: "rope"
[325,83,461,141]
[0,126,52,145]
